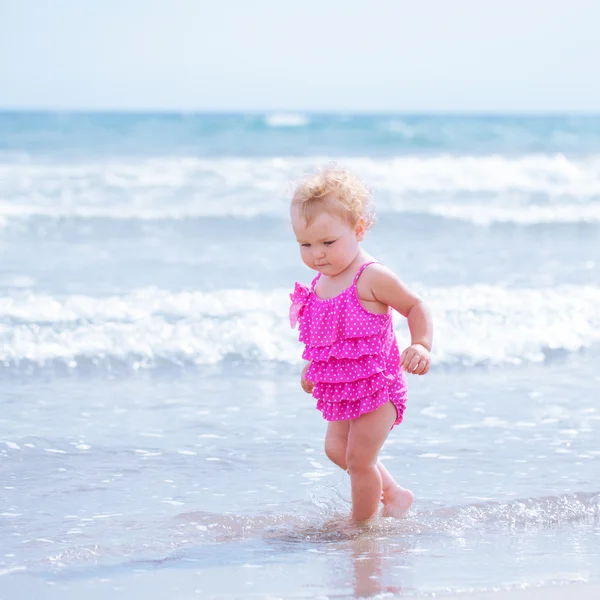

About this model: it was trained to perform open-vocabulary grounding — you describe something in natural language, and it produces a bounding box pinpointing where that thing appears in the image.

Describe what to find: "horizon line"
[1,107,600,117]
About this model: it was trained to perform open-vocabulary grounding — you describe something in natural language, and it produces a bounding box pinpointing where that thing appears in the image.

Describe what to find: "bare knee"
[346,447,377,476]
[325,437,347,470]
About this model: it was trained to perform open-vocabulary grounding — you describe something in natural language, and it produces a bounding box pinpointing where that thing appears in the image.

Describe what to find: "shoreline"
[432,582,599,600]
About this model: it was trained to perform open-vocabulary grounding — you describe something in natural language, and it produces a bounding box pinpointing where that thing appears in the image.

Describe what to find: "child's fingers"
[407,354,421,373]
[301,378,314,393]
[401,349,414,370]
[402,347,431,374]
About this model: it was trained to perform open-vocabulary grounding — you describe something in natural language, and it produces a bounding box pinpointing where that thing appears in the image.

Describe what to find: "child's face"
[292,207,364,276]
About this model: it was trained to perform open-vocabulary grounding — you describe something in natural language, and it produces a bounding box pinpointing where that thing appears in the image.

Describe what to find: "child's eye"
[301,243,311,248]
[324,241,335,246]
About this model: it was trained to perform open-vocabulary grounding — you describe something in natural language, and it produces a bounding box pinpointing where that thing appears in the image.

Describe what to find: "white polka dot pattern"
[290,262,407,427]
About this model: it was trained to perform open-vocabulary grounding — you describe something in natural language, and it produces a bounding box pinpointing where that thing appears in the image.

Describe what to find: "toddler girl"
[289,166,433,522]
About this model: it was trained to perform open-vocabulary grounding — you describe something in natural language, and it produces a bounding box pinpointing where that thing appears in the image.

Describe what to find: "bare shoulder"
[355,263,400,303]
[360,262,422,317]
[360,263,401,287]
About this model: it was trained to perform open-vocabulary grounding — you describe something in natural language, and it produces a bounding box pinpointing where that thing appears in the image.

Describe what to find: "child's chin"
[315,264,330,273]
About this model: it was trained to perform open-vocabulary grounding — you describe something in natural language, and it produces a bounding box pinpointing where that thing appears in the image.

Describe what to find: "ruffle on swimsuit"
[290,262,407,426]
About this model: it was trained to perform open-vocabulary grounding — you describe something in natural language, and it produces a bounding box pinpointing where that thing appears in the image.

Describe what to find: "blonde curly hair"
[291,164,377,230]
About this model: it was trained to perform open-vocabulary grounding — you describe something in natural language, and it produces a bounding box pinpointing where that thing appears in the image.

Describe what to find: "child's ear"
[355,218,366,241]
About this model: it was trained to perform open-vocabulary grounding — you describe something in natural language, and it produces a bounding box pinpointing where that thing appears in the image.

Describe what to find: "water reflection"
[350,533,406,598]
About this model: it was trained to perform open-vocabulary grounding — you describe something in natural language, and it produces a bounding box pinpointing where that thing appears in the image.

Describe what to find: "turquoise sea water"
[1,112,599,598]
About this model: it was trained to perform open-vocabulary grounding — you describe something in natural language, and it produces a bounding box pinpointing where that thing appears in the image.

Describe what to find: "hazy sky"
[1,0,599,112]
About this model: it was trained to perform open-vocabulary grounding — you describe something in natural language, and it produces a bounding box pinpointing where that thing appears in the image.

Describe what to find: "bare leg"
[377,461,398,493]
[324,418,413,518]
[324,420,350,470]
[346,402,397,522]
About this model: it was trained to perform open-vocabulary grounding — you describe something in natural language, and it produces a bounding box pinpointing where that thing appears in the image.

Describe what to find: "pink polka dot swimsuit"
[290,262,407,427]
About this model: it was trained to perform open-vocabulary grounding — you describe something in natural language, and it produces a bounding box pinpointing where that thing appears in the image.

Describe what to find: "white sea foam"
[264,113,309,127]
[428,203,600,225]
[1,285,599,369]
[1,155,599,224]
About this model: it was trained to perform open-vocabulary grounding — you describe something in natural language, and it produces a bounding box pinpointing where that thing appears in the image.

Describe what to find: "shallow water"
[2,359,600,597]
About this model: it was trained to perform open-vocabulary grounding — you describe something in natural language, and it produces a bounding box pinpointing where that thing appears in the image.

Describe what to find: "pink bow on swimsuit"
[289,282,309,329]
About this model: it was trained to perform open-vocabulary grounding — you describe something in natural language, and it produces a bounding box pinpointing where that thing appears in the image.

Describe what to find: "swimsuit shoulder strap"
[352,261,379,285]
[310,272,322,291]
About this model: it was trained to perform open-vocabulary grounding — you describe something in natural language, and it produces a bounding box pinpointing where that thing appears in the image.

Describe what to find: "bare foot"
[381,485,414,518]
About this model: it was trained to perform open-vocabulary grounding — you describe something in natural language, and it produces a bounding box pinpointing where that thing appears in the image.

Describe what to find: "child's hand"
[301,362,314,394]
[401,343,431,375]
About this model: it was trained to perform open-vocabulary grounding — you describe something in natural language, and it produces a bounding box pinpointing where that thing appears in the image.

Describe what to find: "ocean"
[0,112,599,599]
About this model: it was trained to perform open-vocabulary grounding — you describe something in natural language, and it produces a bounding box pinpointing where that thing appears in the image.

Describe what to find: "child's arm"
[368,265,433,375]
